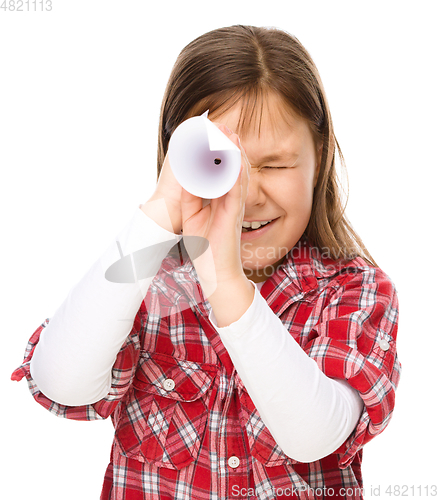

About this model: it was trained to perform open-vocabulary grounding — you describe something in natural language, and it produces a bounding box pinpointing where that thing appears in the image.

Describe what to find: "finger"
[225,135,250,206]
[210,120,248,168]
[211,121,249,203]
[237,137,250,201]
[223,164,247,219]
[216,127,250,185]
[180,187,204,226]
[211,122,235,138]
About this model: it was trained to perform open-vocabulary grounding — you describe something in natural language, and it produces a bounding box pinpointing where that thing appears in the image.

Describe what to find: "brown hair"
[157,25,376,266]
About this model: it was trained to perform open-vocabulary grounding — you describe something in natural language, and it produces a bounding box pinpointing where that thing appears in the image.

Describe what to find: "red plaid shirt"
[12,238,401,500]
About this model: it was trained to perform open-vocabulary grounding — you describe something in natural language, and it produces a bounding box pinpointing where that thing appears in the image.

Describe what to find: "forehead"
[208,92,314,161]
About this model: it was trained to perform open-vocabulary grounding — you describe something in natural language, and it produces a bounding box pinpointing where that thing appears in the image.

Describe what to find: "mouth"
[241,219,273,233]
[241,218,279,236]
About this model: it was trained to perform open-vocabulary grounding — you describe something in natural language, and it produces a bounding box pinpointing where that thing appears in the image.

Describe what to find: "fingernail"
[224,125,233,135]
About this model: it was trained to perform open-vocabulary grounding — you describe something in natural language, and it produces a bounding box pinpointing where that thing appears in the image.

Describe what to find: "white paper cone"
[168,113,241,199]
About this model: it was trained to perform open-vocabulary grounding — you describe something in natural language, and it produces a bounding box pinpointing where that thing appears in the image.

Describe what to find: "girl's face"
[210,93,322,282]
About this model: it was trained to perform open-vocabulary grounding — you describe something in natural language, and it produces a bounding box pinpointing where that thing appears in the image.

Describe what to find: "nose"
[245,168,266,207]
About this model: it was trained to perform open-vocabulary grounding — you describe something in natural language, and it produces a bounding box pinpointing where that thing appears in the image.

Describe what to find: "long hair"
[157,25,376,265]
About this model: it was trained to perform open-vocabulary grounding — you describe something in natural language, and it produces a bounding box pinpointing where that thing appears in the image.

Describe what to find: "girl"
[12,25,400,499]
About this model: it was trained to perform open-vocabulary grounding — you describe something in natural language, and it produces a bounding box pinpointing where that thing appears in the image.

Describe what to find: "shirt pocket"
[115,351,218,470]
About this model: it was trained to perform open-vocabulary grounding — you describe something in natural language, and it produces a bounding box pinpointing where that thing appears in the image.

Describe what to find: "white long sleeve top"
[30,206,363,463]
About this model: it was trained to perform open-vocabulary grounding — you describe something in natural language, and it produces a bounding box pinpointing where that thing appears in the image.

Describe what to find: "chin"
[242,261,277,281]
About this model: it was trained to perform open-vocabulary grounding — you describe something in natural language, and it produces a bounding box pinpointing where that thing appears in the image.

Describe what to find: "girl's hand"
[141,153,184,234]
[181,124,251,287]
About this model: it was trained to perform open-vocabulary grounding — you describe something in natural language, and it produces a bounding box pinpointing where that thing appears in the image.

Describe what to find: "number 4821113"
[0,1,52,11]
[384,485,437,496]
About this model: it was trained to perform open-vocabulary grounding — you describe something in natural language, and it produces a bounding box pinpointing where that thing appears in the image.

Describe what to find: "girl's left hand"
[180,124,250,289]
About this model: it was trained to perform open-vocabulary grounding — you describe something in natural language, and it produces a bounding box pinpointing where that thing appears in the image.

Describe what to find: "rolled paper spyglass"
[168,111,242,199]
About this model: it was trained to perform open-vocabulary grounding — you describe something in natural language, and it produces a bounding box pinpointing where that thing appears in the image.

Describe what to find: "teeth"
[242,220,273,231]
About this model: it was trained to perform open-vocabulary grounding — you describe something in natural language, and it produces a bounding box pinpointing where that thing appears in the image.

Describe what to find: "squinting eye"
[263,166,288,170]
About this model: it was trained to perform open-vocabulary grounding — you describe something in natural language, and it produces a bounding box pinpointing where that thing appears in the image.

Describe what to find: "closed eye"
[262,166,289,170]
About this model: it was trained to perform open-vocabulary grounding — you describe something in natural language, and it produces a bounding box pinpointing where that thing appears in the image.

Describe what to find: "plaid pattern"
[12,238,401,500]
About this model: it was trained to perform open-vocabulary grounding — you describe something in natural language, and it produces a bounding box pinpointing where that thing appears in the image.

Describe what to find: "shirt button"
[163,378,175,391]
[228,456,240,469]
[379,339,390,352]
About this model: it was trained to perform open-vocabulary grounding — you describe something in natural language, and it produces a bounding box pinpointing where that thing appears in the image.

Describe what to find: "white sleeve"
[209,280,364,463]
[30,204,181,407]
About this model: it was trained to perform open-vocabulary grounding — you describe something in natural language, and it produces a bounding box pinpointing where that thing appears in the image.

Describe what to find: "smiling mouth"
[241,219,277,233]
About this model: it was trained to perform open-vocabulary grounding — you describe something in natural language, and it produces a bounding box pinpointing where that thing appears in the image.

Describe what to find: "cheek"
[277,170,315,214]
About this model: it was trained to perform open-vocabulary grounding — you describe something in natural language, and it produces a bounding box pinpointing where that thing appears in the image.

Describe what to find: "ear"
[313,142,323,188]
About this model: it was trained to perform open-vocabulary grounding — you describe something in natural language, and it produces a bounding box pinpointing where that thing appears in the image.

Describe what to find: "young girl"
[12,25,400,500]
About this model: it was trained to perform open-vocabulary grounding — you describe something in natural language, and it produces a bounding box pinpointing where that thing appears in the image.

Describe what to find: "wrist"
[208,274,255,328]
[142,194,182,234]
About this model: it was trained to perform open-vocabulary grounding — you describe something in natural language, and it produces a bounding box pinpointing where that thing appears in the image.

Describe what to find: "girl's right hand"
[141,153,184,235]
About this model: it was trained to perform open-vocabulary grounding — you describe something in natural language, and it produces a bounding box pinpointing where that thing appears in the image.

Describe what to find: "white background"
[1,0,437,498]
